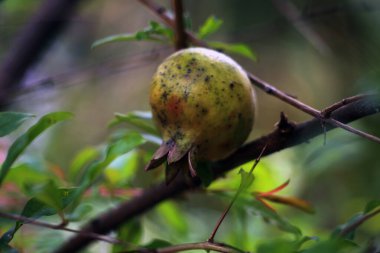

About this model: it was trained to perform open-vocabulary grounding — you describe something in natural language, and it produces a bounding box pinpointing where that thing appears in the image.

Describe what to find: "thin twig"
[171,0,187,50]
[0,211,123,245]
[126,241,248,253]
[138,0,380,145]
[272,0,331,55]
[208,145,266,242]
[321,94,371,117]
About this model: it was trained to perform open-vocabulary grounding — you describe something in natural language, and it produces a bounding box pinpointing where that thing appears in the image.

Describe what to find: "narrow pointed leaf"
[0,112,73,186]
[110,112,159,136]
[208,41,257,61]
[251,199,302,237]
[0,112,34,137]
[259,180,290,196]
[92,21,173,48]
[197,16,223,39]
[238,168,255,192]
[261,195,315,214]
[363,200,380,214]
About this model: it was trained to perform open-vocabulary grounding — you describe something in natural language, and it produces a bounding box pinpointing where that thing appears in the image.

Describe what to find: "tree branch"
[0,0,85,107]
[171,0,187,50]
[53,97,380,253]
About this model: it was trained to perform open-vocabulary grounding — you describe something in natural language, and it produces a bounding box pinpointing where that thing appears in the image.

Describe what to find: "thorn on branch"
[275,112,296,134]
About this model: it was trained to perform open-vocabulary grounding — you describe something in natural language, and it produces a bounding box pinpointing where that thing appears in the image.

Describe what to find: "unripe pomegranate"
[145,47,256,181]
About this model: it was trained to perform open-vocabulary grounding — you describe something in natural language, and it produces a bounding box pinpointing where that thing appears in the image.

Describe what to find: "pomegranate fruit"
[145,47,256,182]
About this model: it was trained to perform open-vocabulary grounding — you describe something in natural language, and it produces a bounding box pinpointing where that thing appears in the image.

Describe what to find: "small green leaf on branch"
[0,112,73,186]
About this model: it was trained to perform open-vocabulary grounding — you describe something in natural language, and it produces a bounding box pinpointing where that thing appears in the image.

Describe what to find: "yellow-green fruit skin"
[150,47,255,161]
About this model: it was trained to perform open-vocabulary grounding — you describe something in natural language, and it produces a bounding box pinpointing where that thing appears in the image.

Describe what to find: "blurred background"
[0,0,380,252]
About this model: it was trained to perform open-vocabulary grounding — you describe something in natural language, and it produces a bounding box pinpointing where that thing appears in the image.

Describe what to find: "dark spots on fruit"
[176,64,182,70]
[187,68,192,74]
[172,130,185,141]
[201,108,208,115]
[157,110,168,127]
[229,82,235,90]
[195,103,200,108]
[204,76,210,82]
[176,82,179,86]
[163,65,168,69]
[161,91,169,102]
[183,89,190,101]
[171,74,177,79]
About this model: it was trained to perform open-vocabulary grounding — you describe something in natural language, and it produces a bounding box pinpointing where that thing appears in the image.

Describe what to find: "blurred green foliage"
[0,0,380,253]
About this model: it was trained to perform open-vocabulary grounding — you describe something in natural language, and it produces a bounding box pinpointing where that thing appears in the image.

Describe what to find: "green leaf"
[0,112,34,137]
[69,147,100,182]
[208,41,257,61]
[14,198,57,234]
[302,239,354,253]
[238,168,255,193]
[92,21,173,48]
[112,219,142,253]
[0,112,73,186]
[197,16,223,39]
[3,163,50,191]
[0,229,16,245]
[257,239,298,253]
[105,132,146,164]
[65,204,93,222]
[157,201,188,234]
[11,184,77,238]
[33,180,64,211]
[110,111,159,136]
[331,213,363,240]
[251,199,302,237]
[105,150,140,186]
[143,239,172,249]
[73,131,146,201]
[363,200,380,214]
